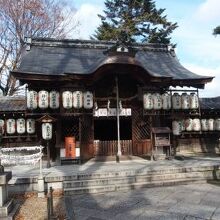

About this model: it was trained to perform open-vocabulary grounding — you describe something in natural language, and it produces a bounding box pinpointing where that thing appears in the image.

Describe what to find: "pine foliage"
[93,0,178,44]
[213,26,220,35]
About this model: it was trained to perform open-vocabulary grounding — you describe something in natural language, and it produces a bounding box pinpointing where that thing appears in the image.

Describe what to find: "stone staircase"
[63,165,220,195]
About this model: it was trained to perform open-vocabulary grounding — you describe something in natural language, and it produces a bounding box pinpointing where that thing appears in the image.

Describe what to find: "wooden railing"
[94,140,132,156]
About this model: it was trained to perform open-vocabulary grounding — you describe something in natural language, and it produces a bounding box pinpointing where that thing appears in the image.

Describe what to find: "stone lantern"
[0,163,19,218]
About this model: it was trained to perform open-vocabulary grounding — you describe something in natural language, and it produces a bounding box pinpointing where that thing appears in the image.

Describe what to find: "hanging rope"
[0,146,44,165]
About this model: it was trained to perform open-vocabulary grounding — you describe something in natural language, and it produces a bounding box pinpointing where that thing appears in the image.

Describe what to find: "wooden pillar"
[55,118,62,159]
[80,114,94,161]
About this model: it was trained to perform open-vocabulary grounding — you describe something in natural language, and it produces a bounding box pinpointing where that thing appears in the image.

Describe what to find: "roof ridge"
[30,37,169,51]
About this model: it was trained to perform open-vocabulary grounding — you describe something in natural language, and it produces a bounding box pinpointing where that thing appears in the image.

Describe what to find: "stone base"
[37,176,45,198]
[37,192,45,198]
[0,199,19,220]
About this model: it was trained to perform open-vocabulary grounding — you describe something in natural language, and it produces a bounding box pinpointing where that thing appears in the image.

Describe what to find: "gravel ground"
[13,192,66,220]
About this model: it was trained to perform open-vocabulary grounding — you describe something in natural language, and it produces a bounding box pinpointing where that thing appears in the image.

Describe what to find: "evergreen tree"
[213,26,220,35]
[93,0,177,44]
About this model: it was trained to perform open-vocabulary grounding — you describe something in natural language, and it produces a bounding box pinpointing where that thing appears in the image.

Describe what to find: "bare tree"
[0,0,77,95]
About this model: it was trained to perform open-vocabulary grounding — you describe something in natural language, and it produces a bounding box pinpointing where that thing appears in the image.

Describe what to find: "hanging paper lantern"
[190,93,199,109]
[162,93,171,110]
[192,118,201,131]
[172,93,181,109]
[208,118,214,131]
[27,90,38,109]
[42,123,52,140]
[38,90,49,109]
[6,119,16,134]
[185,118,193,131]
[16,118,26,134]
[181,93,190,109]
[49,91,60,109]
[172,120,182,135]
[201,119,208,131]
[83,91,93,109]
[26,119,35,134]
[215,118,220,131]
[0,119,5,134]
[143,93,153,110]
[62,91,72,109]
[152,93,162,110]
[73,91,83,109]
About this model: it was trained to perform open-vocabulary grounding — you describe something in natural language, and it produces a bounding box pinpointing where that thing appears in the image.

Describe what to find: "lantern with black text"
[6,119,16,134]
[143,93,153,110]
[26,119,35,134]
[42,123,52,140]
[62,91,72,109]
[27,90,38,109]
[0,119,5,134]
[84,91,93,109]
[73,91,83,109]
[38,90,49,109]
[49,91,60,109]
[16,118,26,134]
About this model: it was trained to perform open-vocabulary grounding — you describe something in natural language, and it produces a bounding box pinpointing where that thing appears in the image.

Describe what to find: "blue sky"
[71,0,220,97]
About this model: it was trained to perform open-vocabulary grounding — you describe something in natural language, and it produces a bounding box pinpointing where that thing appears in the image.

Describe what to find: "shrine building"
[1,37,218,162]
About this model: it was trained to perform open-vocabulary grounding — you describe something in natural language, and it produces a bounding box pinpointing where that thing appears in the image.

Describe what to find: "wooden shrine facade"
[9,38,214,161]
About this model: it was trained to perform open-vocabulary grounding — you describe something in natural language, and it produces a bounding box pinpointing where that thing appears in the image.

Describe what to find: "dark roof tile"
[15,38,212,81]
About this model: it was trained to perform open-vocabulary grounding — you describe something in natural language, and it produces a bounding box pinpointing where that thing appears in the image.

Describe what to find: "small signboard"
[94,108,132,117]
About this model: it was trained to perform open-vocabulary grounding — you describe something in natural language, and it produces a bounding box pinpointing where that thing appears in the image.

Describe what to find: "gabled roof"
[12,38,213,86]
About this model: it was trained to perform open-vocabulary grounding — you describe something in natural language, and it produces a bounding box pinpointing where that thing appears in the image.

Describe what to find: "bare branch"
[0,0,77,95]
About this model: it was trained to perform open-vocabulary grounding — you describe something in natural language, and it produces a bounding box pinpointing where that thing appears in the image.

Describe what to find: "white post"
[116,76,122,159]
[39,146,43,177]
[38,146,45,198]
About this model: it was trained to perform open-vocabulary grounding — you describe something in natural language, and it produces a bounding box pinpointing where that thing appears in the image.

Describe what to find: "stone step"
[64,176,136,188]
[64,184,116,195]
[53,165,219,182]
[63,171,214,189]
[64,178,207,195]
[115,178,207,192]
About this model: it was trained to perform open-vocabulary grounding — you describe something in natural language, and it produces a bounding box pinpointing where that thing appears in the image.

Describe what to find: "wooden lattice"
[132,106,151,141]
[61,118,79,141]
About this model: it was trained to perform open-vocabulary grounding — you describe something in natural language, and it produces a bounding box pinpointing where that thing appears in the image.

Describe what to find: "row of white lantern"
[0,119,35,135]
[62,91,93,109]
[27,90,93,110]
[172,118,220,135]
[143,92,199,110]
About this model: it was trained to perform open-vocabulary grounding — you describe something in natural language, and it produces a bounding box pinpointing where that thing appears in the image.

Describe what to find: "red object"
[65,136,76,158]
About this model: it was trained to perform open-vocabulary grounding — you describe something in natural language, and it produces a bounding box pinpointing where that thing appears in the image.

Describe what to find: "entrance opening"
[94,117,132,141]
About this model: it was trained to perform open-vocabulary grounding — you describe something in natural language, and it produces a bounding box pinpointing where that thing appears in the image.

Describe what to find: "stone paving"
[65,182,220,220]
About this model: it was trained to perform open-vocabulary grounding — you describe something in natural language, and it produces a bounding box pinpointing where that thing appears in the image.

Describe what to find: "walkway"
[65,182,220,220]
